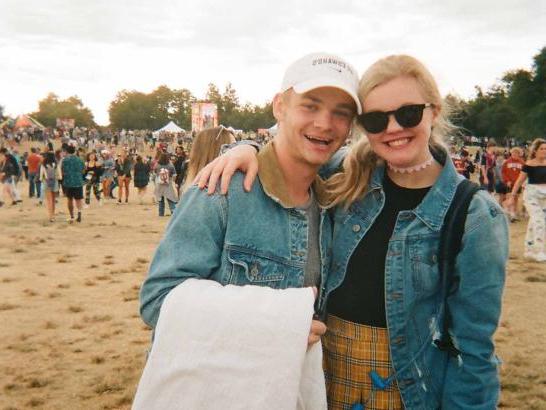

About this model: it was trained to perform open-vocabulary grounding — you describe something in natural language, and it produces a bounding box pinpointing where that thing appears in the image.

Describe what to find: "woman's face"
[536,143,546,160]
[362,75,437,168]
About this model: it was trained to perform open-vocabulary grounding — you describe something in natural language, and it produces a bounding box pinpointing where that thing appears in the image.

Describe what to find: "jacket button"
[250,264,259,277]
[393,336,405,344]
[352,224,361,233]
[391,292,402,300]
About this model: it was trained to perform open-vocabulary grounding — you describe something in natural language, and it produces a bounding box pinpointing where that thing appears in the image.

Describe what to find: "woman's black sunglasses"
[357,103,434,134]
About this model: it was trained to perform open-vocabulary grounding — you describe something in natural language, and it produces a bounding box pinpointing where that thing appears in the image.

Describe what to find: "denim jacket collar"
[257,141,327,208]
[367,146,461,231]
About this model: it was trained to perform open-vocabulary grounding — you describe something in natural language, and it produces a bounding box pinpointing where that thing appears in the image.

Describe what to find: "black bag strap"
[434,179,480,357]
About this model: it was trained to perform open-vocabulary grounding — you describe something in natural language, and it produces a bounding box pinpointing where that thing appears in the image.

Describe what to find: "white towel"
[132,279,327,410]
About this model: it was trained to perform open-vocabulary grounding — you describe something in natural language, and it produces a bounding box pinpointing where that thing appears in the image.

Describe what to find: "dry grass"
[0,164,542,410]
[0,303,19,311]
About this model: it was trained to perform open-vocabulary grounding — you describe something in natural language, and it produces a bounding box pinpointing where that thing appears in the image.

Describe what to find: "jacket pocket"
[408,236,441,294]
[226,247,287,287]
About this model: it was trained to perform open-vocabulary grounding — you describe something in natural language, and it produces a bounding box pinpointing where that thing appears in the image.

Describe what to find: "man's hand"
[308,319,327,347]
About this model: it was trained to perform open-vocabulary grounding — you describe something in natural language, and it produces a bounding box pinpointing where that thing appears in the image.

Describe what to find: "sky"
[1,0,545,126]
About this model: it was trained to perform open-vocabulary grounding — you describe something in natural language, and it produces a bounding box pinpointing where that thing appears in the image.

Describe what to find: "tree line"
[448,46,546,140]
[2,46,544,139]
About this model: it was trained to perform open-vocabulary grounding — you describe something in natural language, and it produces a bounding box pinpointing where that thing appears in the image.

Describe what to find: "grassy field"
[0,147,545,409]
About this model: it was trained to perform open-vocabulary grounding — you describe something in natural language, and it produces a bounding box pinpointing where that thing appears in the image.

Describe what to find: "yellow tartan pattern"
[323,315,403,410]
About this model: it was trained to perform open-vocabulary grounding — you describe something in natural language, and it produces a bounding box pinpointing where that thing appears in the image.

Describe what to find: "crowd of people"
[0,124,246,221]
[449,138,546,262]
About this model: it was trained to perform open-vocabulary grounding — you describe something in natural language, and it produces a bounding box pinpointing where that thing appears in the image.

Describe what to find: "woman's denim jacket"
[320,149,508,410]
[140,142,332,329]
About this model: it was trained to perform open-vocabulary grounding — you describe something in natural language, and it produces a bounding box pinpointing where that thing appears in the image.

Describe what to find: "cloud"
[0,0,544,124]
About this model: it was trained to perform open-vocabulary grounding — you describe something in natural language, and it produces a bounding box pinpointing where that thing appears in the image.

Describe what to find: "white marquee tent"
[152,121,185,136]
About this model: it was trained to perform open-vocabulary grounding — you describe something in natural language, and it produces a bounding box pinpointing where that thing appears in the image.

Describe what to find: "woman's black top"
[522,164,546,184]
[327,172,430,327]
[85,162,102,183]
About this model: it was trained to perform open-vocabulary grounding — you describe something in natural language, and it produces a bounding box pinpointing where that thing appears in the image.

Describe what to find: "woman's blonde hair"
[529,138,546,159]
[325,54,454,208]
[183,126,235,191]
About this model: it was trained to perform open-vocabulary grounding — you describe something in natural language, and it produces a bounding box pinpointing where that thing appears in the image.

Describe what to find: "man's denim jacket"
[140,142,332,329]
[321,149,508,409]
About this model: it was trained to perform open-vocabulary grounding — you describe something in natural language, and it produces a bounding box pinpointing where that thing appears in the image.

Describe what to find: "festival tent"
[13,114,45,130]
[152,121,185,136]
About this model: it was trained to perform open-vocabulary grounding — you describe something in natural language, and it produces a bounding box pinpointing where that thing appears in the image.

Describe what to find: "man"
[140,52,361,344]
[61,144,85,223]
[27,147,43,198]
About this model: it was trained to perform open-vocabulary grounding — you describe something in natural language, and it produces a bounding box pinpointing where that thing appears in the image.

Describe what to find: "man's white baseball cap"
[280,52,362,114]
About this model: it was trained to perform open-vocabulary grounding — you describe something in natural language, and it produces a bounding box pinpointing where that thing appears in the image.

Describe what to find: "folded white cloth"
[132,279,327,410]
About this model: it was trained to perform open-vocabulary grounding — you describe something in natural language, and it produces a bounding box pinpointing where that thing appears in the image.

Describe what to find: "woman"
[84,151,103,207]
[196,55,508,409]
[115,149,132,204]
[134,155,151,204]
[182,126,235,192]
[153,153,177,216]
[173,145,188,195]
[508,138,546,262]
[39,152,61,222]
[502,146,526,221]
[100,150,115,200]
[0,148,16,206]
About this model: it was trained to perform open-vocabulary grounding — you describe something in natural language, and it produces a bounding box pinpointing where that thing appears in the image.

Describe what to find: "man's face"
[274,87,355,168]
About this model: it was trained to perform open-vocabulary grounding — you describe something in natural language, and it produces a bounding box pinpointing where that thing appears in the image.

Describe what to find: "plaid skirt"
[323,315,403,410]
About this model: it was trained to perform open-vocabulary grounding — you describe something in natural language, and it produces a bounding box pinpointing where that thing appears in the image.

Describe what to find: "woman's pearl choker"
[387,156,434,174]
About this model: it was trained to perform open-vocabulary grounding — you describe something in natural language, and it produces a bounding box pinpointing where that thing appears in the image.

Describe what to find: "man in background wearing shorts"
[61,145,85,223]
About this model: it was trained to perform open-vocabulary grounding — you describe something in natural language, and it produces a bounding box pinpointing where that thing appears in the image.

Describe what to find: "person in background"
[0,148,17,206]
[480,140,497,194]
[134,155,151,205]
[21,151,29,180]
[116,149,132,204]
[493,148,508,207]
[100,150,115,200]
[182,126,236,193]
[27,147,43,199]
[507,138,546,262]
[153,153,178,216]
[40,152,61,222]
[502,146,526,221]
[451,147,474,179]
[61,145,85,223]
[173,145,187,195]
[84,151,103,207]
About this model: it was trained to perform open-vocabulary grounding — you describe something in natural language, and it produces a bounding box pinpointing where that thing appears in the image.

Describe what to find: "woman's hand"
[195,145,259,195]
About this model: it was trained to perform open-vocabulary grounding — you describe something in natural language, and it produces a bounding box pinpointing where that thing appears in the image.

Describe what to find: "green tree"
[32,93,95,127]
[504,47,546,139]
[171,88,195,131]
[108,86,195,130]
[108,90,155,130]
